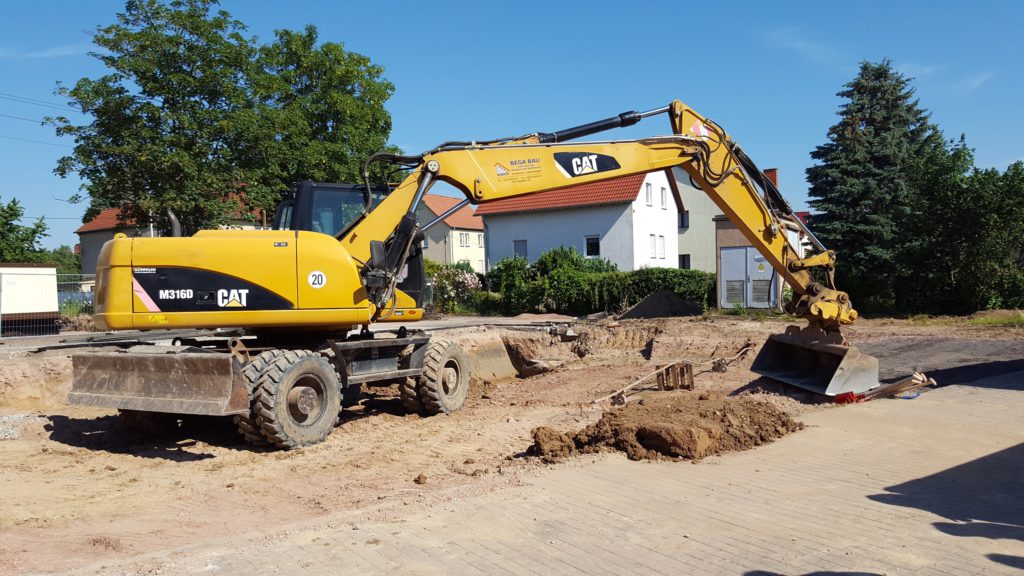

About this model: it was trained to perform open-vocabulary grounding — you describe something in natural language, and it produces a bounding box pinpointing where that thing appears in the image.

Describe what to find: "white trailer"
[0,264,59,336]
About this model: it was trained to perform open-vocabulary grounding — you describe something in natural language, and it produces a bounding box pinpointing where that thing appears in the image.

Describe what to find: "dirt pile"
[530,393,802,462]
[619,291,703,320]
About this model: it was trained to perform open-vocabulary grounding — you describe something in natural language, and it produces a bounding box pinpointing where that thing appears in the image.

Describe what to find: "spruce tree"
[806,60,939,313]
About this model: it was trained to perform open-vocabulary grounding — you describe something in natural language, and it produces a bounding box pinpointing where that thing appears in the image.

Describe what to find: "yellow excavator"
[69,99,880,448]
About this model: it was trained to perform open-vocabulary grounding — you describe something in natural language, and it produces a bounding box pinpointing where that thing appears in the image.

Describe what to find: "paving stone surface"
[65,379,1024,576]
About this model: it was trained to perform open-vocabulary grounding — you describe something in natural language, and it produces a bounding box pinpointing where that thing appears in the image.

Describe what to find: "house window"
[513,240,527,259]
[423,236,429,249]
[459,232,470,247]
[679,254,691,269]
[649,234,656,258]
[645,182,652,206]
[478,260,484,271]
[678,210,690,229]
[477,233,483,247]
[660,187,667,209]
[658,235,665,259]
[585,236,600,257]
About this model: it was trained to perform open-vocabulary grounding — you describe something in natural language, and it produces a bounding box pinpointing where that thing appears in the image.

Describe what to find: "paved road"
[62,370,1023,576]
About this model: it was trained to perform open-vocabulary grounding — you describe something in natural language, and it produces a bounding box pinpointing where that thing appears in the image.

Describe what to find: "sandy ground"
[0,315,1020,575]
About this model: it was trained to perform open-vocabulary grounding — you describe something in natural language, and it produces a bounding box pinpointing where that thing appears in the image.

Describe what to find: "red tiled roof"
[794,211,811,225]
[474,173,645,216]
[75,208,137,234]
[422,194,483,231]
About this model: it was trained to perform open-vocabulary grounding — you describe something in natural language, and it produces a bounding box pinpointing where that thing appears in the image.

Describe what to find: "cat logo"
[217,288,249,308]
[553,152,621,178]
[571,154,599,175]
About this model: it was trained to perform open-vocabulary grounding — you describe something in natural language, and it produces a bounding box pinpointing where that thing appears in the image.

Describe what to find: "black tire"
[418,339,471,415]
[317,344,359,408]
[233,350,290,446]
[254,350,342,449]
[400,377,425,414]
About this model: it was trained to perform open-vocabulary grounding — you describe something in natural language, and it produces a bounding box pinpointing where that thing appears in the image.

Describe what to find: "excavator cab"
[272,181,429,309]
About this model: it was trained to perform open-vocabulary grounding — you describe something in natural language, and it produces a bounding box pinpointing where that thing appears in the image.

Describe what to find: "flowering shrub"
[432,264,482,313]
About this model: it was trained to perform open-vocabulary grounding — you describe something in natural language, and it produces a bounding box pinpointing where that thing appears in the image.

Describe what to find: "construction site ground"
[1,315,1022,575]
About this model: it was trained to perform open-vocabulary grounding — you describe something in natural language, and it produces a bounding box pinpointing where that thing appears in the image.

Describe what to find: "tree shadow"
[858,337,1024,391]
[909,358,1024,391]
[988,554,1024,570]
[867,442,1024,555]
[745,565,880,569]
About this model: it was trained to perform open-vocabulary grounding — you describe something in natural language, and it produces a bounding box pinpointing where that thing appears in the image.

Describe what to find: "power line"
[0,134,73,148]
[0,92,78,112]
[0,112,45,124]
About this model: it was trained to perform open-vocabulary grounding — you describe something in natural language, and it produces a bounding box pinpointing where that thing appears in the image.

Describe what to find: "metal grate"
[751,279,771,304]
[725,280,745,305]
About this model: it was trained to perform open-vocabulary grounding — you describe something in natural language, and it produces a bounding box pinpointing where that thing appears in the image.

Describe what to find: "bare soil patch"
[0,316,1017,575]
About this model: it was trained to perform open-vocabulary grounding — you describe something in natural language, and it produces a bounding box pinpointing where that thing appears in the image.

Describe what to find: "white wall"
[673,167,722,272]
[449,229,486,273]
[484,203,633,270]
[631,171,680,269]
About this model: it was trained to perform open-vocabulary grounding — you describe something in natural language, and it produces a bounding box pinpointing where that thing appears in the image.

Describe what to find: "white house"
[673,167,723,272]
[415,194,486,273]
[477,171,681,271]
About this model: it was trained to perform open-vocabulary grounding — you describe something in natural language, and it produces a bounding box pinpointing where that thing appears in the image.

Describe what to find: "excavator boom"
[348,100,877,394]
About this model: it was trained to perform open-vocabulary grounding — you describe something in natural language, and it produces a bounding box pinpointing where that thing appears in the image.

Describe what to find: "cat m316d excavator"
[69,99,880,449]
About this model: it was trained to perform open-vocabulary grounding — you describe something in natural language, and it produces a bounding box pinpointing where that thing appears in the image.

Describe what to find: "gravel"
[0,414,40,440]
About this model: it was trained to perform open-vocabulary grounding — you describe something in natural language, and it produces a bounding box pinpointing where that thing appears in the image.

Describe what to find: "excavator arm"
[346,100,856,333]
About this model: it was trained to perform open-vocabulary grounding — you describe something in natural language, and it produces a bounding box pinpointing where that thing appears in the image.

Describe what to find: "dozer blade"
[751,328,879,396]
[69,348,249,416]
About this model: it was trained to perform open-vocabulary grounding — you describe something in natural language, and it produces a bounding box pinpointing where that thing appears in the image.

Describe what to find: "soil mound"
[619,290,703,320]
[531,394,802,462]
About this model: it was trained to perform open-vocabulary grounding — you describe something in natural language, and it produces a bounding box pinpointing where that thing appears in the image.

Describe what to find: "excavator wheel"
[233,350,291,446]
[254,350,341,449]
[399,377,425,414]
[417,339,471,415]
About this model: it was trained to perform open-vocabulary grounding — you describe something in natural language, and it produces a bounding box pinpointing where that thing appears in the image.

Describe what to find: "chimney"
[763,168,778,187]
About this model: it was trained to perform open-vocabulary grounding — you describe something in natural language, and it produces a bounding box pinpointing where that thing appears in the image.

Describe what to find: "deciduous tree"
[52,0,397,234]
[0,198,48,263]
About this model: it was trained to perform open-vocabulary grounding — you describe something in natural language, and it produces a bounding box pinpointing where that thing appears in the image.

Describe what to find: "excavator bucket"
[751,329,879,396]
[68,347,249,416]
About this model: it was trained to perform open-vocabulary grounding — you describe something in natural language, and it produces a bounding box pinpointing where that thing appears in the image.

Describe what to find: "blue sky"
[1,0,1021,249]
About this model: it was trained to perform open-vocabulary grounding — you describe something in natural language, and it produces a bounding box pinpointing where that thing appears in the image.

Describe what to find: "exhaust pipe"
[166,207,182,237]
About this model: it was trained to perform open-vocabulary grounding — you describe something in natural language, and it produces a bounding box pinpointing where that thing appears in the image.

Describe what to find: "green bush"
[493,247,715,316]
[470,291,503,316]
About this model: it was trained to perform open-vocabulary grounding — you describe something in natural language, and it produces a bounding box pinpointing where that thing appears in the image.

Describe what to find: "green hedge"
[492,259,715,316]
[540,267,715,316]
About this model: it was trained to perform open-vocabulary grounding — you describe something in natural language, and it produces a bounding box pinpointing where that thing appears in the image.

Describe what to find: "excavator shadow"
[339,386,411,424]
[44,413,247,461]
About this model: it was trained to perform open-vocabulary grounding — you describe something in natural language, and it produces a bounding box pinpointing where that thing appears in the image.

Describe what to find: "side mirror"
[369,240,387,270]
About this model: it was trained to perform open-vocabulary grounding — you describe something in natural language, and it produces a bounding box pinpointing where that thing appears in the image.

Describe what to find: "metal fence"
[0,272,95,338]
